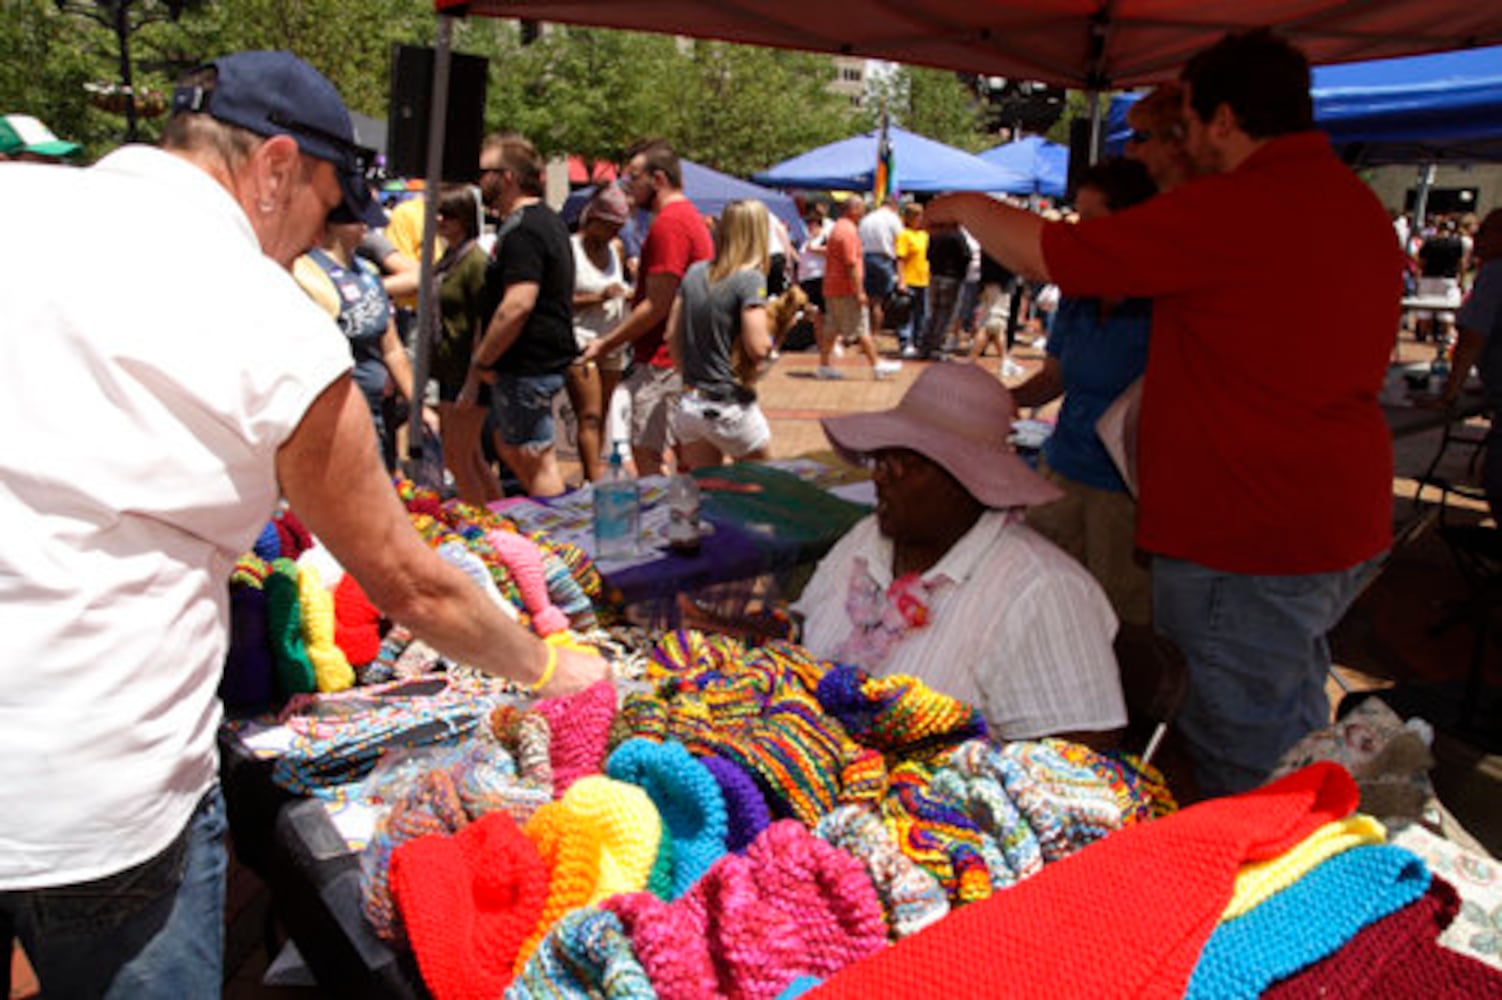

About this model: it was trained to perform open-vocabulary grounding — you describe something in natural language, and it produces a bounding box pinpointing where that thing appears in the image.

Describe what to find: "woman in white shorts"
[667,199,775,468]
[568,185,632,481]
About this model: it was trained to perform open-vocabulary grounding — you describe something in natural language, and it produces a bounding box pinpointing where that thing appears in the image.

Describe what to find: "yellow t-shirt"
[383,196,444,310]
[895,227,930,288]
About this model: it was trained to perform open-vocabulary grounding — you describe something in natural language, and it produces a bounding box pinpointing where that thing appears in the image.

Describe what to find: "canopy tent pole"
[403,12,455,477]
[1087,90,1104,167]
[1411,161,1436,234]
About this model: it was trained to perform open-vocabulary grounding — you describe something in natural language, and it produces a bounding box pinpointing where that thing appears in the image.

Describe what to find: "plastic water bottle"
[666,473,702,556]
[593,442,640,560]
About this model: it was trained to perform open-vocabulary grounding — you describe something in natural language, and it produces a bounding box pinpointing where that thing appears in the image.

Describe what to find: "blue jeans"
[1153,555,1383,798]
[896,285,927,350]
[1,786,227,998]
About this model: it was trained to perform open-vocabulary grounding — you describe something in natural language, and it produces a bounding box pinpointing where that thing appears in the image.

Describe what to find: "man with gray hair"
[0,51,606,995]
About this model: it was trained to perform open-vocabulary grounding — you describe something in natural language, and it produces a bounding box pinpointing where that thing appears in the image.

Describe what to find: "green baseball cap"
[0,114,81,158]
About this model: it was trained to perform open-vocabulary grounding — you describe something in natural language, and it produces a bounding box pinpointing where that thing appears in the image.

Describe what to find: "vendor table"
[499,459,870,621]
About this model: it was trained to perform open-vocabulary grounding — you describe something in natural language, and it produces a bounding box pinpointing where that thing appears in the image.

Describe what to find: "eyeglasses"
[860,448,923,478]
[1127,129,1154,144]
[479,166,503,176]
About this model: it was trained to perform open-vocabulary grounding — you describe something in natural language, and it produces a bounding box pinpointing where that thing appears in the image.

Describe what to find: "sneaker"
[815,365,844,380]
[873,359,902,380]
[900,344,920,359]
[1001,358,1026,378]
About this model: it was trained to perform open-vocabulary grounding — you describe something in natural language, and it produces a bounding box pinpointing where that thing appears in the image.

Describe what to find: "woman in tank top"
[567,186,632,482]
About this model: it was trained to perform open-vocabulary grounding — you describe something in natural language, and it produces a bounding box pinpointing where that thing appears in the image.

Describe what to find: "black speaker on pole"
[1065,117,1096,202]
[386,44,488,183]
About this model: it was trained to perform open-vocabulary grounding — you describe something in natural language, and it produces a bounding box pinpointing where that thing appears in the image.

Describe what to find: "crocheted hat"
[883,759,995,902]
[816,664,987,760]
[697,754,771,852]
[810,763,1359,999]
[996,741,1124,862]
[222,574,274,711]
[332,572,383,667]
[533,679,618,794]
[930,743,1042,889]
[362,768,472,941]
[816,804,950,939]
[518,775,663,972]
[510,906,656,999]
[606,738,728,897]
[606,820,888,1000]
[486,528,570,636]
[471,707,554,824]
[389,811,550,1000]
[264,557,315,697]
[295,562,354,693]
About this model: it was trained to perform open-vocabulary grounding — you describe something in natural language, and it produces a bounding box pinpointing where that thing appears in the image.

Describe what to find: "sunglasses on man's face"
[1127,129,1154,144]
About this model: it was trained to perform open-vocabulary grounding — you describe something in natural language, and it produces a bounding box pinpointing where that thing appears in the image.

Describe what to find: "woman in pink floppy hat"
[790,363,1127,748]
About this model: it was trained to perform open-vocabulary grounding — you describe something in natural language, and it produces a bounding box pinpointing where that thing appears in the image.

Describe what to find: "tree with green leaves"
[868,63,992,152]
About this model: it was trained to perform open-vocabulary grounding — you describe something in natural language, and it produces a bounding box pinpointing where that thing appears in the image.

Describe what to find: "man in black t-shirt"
[464,133,577,496]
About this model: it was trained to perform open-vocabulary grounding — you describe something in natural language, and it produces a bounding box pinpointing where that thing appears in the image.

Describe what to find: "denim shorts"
[490,371,566,449]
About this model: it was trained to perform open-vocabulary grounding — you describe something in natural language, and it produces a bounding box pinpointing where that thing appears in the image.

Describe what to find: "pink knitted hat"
[389,811,551,1000]
[533,679,618,794]
[487,528,569,636]
[606,820,887,999]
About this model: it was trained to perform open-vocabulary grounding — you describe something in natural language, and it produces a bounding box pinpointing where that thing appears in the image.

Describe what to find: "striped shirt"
[793,510,1125,740]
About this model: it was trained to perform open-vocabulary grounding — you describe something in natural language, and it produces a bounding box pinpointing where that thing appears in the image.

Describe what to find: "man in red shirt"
[582,138,712,475]
[819,196,901,381]
[929,29,1404,797]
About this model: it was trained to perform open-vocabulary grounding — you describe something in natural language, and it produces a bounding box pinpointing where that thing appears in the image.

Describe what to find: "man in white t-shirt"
[0,51,607,997]
[858,196,903,335]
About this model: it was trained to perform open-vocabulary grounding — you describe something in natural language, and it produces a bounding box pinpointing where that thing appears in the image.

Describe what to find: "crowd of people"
[3,23,1487,996]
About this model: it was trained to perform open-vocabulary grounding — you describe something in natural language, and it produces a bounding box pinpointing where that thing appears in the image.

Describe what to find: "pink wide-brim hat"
[821,364,1063,509]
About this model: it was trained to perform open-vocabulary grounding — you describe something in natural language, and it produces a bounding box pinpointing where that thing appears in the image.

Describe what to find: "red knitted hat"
[390,811,551,1000]
[332,572,383,666]
[809,762,1359,999]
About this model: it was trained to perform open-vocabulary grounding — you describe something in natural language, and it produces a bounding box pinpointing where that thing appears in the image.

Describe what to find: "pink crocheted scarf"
[832,556,952,670]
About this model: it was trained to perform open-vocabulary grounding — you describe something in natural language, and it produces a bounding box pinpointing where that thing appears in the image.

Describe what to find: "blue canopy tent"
[753,126,1030,193]
[977,135,1071,198]
[1105,43,1502,164]
[563,159,807,245]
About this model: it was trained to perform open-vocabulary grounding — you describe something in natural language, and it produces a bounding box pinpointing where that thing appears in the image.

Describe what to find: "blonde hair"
[709,199,770,284]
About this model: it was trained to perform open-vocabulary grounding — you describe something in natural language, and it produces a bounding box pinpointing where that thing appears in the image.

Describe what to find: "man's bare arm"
[925,193,1051,282]
[276,375,608,694]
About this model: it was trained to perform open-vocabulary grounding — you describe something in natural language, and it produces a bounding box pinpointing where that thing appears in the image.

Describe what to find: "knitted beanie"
[362,768,473,941]
[332,572,384,667]
[815,804,950,939]
[295,562,355,693]
[697,753,772,852]
[809,762,1360,999]
[929,742,1042,889]
[389,811,550,1000]
[1222,814,1387,921]
[1264,877,1502,999]
[439,539,519,619]
[1050,740,1178,823]
[508,906,656,999]
[815,664,988,760]
[532,679,617,794]
[487,529,570,636]
[994,740,1123,862]
[264,557,316,697]
[222,576,274,711]
[1186,844,1431,999]
[607,820,887,1000]
[605,738,729,897]
[279,507,314,556]
[881,759,994,902]
[518,775,663,972]
[452,723,553,825]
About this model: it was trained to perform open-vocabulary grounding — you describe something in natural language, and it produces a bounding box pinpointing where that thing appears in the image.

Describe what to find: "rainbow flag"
[873,111,896,204]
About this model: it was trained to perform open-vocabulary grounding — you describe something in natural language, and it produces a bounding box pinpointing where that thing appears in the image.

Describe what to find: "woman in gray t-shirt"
[667,199,776,467]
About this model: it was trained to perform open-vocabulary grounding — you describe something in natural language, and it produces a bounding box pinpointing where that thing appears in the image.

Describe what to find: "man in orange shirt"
[818,197,900,381]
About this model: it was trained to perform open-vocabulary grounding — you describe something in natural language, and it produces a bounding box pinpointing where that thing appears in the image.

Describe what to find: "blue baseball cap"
[171,51,385,227]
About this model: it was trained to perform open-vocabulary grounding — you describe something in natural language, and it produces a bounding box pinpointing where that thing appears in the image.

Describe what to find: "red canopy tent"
[434,0,1501,89]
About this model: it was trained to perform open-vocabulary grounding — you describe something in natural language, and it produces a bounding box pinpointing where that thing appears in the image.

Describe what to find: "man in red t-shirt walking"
[819,196,901,381]
[928,30,1403,798]
[582,138,712,475]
